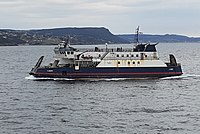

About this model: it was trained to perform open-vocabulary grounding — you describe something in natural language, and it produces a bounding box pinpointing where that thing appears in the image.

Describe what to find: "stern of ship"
[165,54,183,76]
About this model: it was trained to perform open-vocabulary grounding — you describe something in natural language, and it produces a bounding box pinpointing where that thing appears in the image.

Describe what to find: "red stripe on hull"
[33,72,183,76]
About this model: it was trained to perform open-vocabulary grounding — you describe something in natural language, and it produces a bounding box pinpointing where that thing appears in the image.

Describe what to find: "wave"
[25,76,141,82]
[25,73,200,81]
[103,78,132,81]
[25,75,75,81]
[161,74,200,80]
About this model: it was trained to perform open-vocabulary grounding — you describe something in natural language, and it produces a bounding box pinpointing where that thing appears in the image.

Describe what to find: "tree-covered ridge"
[0,27,129,46]
[1,27,200,46]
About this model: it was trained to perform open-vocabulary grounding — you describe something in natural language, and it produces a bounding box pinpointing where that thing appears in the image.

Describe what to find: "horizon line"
[0,26,199,38]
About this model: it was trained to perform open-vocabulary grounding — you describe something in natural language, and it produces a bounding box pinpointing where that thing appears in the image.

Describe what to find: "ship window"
[121,54,124,57]
[67,51,70,54]
[117,54,119,57]
[145,55,147,57]
[133,61,135,64]
[128,61,130,65]
[138,61,140,64]
[71,51,74,54]
[131,54,134,57]
[99,54,101,57]
[127,54,129,57]
[136,54,139,57]
[118,61,120,64]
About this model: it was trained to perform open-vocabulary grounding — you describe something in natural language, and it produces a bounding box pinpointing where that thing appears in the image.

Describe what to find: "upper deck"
[54,42,158,53]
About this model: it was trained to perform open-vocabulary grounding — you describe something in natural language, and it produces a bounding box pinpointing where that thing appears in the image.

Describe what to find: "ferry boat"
[29,27,183,79]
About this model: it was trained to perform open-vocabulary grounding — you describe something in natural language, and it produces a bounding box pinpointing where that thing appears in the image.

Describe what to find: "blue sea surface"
[0,43,200,133]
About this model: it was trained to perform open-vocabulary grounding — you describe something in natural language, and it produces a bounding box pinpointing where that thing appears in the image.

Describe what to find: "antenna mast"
[135,26,140,45]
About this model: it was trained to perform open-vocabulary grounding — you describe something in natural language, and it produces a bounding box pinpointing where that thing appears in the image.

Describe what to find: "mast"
[135,26,140,45]
[66,35,71,47]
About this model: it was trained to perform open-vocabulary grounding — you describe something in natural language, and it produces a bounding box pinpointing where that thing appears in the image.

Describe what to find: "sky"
[0,0,200,36]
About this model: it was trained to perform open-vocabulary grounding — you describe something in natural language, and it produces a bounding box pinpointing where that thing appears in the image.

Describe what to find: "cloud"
[0,0,200,36]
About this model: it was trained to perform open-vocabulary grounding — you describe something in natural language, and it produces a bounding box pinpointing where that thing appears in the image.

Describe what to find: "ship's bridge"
[54,41,77,55]
[133,43,158,52]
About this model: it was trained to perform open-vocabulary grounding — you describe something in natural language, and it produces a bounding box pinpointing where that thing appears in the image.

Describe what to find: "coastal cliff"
[1,27,200,46]
[0,27,129,46]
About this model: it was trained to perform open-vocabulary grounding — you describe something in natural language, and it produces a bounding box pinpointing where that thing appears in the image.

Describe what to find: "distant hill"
[1,27,200,46]
[118,34,200,43]
[0,27,129,46]
[0,30,26,46]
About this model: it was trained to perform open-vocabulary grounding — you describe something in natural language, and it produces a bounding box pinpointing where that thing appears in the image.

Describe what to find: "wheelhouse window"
[60,51,65,54]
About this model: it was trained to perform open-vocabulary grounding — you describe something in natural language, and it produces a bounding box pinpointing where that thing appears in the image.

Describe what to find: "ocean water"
[0,43,200,134]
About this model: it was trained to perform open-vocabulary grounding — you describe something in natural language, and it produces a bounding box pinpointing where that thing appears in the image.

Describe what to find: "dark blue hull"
[30,66,183,79]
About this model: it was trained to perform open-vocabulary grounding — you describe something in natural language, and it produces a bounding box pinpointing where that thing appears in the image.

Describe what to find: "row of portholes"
[66,51,74,55]
[118,61,140,65]
[58,51,74,55]
[116,54,148,58]
[117,54,139,57]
